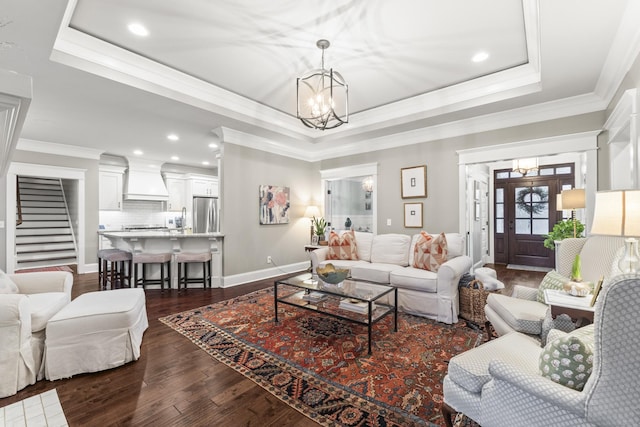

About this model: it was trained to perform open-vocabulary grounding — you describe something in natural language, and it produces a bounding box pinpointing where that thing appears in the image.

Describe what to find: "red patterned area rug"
[160,288,483,427]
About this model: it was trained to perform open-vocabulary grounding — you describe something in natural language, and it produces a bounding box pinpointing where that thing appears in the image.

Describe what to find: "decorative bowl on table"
[316,263,349,287]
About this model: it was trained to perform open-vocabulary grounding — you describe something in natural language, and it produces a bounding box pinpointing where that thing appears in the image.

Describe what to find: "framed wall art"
[404,202,423,228]
[401,165,427,198]
[259,185,290,224]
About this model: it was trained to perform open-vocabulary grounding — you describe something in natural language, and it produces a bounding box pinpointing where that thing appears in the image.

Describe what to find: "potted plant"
[543,218,585,250]
[563,254,591,296]
[312,217,327,244]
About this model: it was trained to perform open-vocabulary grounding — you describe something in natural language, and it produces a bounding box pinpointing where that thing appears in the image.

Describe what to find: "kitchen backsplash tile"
[99,200,170,230]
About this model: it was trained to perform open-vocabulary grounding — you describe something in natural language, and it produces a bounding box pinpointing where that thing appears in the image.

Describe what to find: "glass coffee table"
[274,273,398,355]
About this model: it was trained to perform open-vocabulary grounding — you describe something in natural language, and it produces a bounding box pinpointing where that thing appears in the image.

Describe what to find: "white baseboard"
[78,261,308,289]
[80,263,98,274]
[222,261,309,288]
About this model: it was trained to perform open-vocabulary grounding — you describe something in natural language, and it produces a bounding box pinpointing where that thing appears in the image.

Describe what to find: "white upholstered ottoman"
[44,288,148,380]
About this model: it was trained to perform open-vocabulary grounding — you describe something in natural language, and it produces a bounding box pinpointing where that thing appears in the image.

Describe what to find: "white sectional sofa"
[310,232,472,324]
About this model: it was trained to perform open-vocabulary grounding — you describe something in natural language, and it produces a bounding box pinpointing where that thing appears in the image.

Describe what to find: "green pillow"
[539,324,594,391]
[537,270,569,303]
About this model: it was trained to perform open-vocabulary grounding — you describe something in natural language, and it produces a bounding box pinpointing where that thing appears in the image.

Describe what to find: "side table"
[544,289,595,327]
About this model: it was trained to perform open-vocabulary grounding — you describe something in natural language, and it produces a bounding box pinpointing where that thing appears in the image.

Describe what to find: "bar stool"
[132,252,172,291]
[176,252,212,291]
[97,249,132,290]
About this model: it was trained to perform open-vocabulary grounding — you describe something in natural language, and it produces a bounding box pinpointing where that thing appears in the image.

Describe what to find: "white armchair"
[442,273,640,426]
[484,236,625,339]
[0,270,73,397]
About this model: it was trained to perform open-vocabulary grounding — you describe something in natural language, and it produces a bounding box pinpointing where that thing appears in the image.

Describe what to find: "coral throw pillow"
[413,231,448,271]
[327,230,359,260]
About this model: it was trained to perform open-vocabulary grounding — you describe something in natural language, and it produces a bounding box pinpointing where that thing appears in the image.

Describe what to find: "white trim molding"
[0,70,32,178]
[17,138,104,160]
[456,131,599,263]
[222,262,309,288]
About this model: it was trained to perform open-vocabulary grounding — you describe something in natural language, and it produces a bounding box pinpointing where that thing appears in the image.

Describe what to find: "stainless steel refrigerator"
[192,196,218,233]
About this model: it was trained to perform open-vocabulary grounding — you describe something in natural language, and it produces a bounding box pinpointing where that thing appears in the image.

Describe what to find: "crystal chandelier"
[296,39,348,130]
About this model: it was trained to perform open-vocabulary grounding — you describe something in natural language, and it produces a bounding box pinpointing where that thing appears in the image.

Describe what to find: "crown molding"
[17,138,104,159]
[594,0,640,104]
[49,0,637,166]
[53,0,543,147]
[456,130,600,165]
[0,70,32,178]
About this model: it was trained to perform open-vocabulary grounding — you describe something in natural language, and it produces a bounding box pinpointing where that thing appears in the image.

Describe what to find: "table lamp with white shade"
[590,190,640,273]
[561,188,586,238]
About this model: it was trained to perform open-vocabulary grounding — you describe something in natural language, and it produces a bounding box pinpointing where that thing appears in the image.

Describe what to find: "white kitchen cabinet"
[190,176,218,197]
[164,175,188,211]
[99,166,125,210]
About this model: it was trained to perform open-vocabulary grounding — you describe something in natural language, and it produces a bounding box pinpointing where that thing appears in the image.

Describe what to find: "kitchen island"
[102,231,224,288]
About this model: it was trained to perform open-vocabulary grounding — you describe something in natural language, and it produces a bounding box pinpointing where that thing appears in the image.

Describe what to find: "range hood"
[124,158,169,201]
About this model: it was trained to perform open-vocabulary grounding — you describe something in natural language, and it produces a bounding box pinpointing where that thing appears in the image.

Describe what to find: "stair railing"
[16,177,23,226]
[58,178,79,257]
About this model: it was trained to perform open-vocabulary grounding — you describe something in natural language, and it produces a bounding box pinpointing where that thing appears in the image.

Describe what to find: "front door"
[494,164,575,268]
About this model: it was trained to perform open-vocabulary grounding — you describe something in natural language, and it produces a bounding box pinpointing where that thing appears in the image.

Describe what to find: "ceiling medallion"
[296,39,348,130]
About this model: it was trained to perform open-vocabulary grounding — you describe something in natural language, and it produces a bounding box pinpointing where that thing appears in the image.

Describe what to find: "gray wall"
[320,112,604,236]
[221,143,320,276]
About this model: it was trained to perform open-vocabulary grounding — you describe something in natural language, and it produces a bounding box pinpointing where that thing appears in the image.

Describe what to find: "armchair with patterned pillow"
[484,236,625,340]
[442,273,640,427]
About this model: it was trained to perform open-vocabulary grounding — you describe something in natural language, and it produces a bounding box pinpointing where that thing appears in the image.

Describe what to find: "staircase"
[15,176,77,270]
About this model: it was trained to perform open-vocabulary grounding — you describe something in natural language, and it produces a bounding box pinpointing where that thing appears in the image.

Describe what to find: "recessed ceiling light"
[472,51,489,63]
[202,161,210,166]
[167,134,179,141]
[133,149,143,155]
[128,22,149,37]
[171,156,179,161]
[208,142,218,149]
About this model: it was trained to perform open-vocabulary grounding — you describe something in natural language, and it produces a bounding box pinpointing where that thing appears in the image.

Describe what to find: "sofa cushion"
[26,292,69,332]
[0,270,19,294]
[390,267,438,292]
[486,293,549,335]
[354,231,373,262]
[350,263,405,284]
[370,234,411,266]
[537,270,569,303]
[413,231,448,271]
[327,230,358,261]
[539,324,594,391]
[448,332,541,393]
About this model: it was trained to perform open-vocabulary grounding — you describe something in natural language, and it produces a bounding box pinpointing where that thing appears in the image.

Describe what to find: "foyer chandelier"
[362,176,374,192]
[296,39,348,130]
[512,158,539,175]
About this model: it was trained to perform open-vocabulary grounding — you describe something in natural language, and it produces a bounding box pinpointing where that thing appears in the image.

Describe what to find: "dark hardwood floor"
[1,264,544,426]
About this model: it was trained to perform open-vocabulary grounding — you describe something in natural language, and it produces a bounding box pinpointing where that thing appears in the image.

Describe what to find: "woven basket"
[459,279,500,325]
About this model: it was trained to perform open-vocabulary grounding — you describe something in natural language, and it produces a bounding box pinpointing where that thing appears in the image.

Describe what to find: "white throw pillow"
[370,234,411,266]
[444,233,465,257]
[0,270,19,294]
[354,231,374,262]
